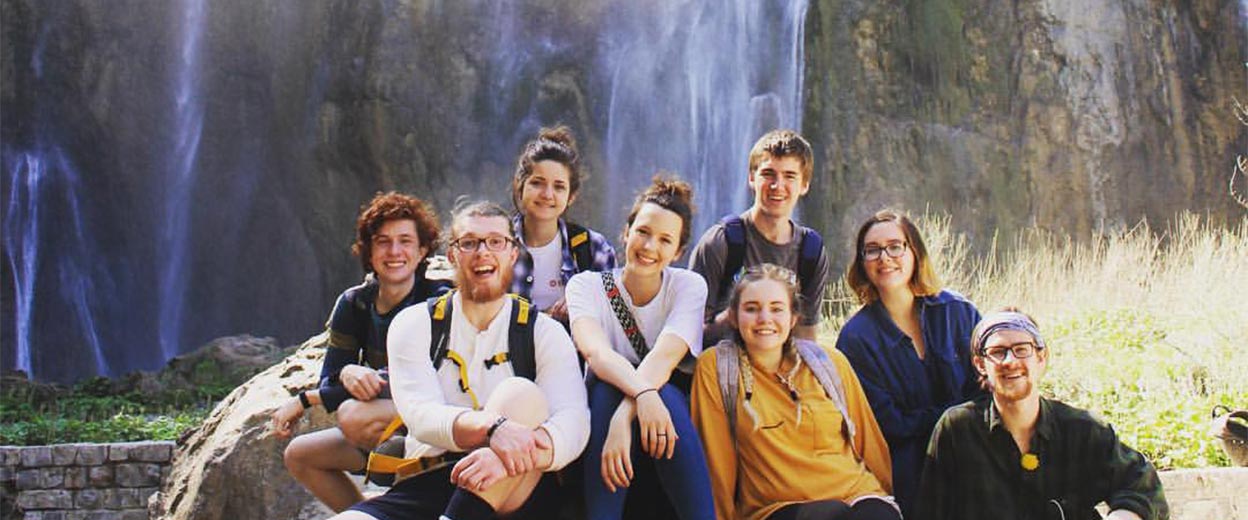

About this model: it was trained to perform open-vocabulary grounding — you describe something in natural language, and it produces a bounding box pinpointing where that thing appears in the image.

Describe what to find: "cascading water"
[4,152,42,376]
[3,147,112,378]
[157,0,207,361]
[2,0,811,382]
[600,0,809,236]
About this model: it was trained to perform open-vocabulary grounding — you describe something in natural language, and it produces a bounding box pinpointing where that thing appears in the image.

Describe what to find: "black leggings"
[767,497,901,520]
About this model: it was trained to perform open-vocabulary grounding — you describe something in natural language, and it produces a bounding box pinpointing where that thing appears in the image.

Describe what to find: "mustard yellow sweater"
[691,345,893,520]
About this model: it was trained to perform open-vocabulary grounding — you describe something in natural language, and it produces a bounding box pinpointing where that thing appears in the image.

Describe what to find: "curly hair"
[351,192,441,274]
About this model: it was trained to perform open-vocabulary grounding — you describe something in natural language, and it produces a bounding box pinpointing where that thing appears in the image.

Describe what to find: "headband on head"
[972,311,1046,356]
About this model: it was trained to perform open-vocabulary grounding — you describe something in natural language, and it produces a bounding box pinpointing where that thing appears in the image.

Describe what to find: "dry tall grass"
[824,212,1248,469]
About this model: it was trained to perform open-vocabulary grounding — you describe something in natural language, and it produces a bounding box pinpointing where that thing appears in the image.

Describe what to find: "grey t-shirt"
[688,212,831,331]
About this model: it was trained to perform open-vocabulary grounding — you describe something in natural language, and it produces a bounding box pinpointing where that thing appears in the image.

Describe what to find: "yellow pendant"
[1021,453,1040,471]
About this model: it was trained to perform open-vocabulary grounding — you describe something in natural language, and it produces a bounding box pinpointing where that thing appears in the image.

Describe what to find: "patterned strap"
[600,271,649,361]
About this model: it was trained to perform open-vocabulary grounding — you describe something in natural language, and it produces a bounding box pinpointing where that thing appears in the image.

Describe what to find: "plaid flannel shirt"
[510,215,617,301]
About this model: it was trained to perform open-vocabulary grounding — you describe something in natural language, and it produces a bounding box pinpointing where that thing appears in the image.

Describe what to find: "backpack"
[427,291,537,380]
[365,290,537,485]
[564,222,595,273]
[718,215,823,304]
[714,338,858,458]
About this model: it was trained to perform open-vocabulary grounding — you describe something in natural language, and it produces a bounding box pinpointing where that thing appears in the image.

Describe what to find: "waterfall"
[600,0,809,237]
[4,152,41,376]
[157,0,207,361]
[3,148,111,377]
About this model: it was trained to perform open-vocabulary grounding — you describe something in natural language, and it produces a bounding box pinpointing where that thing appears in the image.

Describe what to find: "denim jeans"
[582,379,716,520]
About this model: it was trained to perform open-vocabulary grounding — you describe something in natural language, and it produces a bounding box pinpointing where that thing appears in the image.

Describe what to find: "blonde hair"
[725,263,805,430]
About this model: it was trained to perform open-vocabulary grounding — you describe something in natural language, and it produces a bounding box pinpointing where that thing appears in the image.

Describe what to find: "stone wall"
[1,442,173,520]
[1161,468,1247,520]
[3,437,1244,519]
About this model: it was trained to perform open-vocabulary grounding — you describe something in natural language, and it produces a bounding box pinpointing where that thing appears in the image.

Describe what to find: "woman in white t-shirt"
[509,126,616,326]
[566,176,715,520]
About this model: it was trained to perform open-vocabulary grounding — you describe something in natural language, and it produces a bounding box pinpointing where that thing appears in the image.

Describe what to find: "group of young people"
[269,129,1169,520]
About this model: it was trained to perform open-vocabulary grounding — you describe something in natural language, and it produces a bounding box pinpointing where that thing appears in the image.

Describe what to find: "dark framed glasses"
[862,241,908,261]
[451,235,514,253]
[980,342,1042,363]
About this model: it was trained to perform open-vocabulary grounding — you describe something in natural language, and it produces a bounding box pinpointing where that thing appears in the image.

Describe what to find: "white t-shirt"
[566,267,707,374]
[528,238,564,311]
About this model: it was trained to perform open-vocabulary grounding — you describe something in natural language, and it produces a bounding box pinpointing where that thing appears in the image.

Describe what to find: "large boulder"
[149,335,336,520]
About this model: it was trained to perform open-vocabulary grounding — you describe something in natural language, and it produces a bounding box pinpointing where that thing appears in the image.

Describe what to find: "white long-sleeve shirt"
[387,292,590,471]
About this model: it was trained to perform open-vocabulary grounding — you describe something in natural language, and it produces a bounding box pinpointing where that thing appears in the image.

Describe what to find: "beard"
[457,265,514,303]
[989,373,1035,403]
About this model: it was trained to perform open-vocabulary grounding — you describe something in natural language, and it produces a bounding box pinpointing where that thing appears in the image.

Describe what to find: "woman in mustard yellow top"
[691,264,899,520]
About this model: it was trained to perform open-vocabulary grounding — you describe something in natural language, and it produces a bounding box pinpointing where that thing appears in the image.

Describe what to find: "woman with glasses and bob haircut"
[692,263,899,520]
[834,209,983,518]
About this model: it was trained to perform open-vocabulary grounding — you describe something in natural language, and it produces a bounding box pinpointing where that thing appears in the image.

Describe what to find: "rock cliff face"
[1,0,1244,380]
[803,0,1246,251]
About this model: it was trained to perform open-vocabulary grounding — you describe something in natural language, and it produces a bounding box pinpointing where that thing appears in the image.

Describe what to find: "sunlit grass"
[824,213,1248,469]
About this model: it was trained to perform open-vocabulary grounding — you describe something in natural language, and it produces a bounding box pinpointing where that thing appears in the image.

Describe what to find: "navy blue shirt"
[834,289,983,517]
[318,272,451,412]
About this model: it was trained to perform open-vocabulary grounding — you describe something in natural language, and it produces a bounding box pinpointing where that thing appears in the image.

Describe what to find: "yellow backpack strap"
[513,295,531,325]
[443,350,481,410]
[432,291,451,320]
[377,416,405,445]
[569,230,588,248]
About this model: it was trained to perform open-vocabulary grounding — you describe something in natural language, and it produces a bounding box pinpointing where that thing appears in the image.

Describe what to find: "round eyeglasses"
[980,342,1042,363]
[451,235,515,253]
[862,242,908,261]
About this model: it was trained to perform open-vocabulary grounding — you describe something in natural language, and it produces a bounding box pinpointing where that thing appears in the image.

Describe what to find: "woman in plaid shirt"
[509,126,616,327]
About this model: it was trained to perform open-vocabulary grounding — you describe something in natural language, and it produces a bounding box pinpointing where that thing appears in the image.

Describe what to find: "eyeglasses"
[862,242,908,261]
[980,342,1042,363]
[451,235,514,253]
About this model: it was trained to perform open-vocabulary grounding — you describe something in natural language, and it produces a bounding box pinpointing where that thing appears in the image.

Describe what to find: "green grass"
[824,212,1248,470]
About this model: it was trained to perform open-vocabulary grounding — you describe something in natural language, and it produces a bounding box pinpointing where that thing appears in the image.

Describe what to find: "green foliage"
[0,379,216,445]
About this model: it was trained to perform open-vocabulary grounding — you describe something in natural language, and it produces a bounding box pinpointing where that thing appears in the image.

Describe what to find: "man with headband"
[914,309,1168,520]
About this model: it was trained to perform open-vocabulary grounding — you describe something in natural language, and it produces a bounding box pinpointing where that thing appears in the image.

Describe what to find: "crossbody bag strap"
[600,271,649,360]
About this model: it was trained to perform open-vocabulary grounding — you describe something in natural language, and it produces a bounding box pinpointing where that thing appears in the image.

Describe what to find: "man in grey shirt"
[688,129,831,348]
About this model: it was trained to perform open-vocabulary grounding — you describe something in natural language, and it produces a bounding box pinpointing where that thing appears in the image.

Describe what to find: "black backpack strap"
[505,294,538,380]
[719,215,748,303]
[796,226,824,290]
[427,292,454,370]
[565,221,593,273]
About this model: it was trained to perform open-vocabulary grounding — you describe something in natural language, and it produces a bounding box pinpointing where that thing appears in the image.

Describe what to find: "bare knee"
[483,377,549,428]
[284,434,316,475]
[337,399,365,432]
[337,399,395,449]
